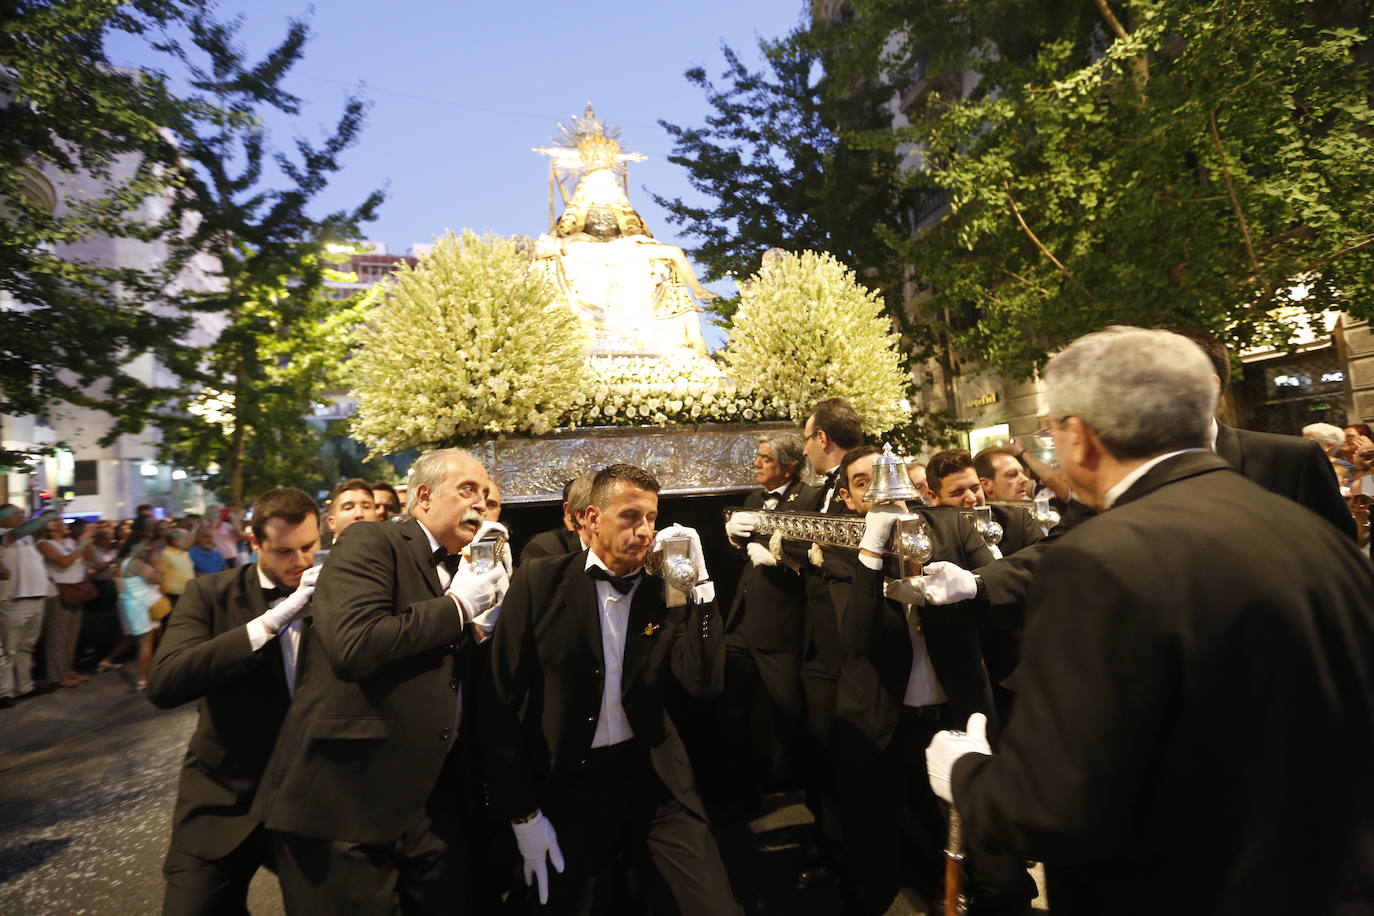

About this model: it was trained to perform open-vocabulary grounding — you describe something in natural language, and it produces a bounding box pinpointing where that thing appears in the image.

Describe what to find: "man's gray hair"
[406,448,476,512]
[567,471,596,530]
[1043,326,1218,461]
[1303,422,1345,451]
[759,430,804,479]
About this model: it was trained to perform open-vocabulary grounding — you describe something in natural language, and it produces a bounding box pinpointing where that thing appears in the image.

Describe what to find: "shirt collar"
[415,518,443,556]
[255,563,275,591]
[1102,449,1200,509]
[1207,417,1219,452]
[584,547,643,579]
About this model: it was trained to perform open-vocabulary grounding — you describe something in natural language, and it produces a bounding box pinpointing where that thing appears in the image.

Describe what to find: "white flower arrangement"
[724,249,910,435]
[558,354,789,430]
[348,231,587,455]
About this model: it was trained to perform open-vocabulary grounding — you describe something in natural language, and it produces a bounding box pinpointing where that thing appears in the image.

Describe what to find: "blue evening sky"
[109,0,807,304]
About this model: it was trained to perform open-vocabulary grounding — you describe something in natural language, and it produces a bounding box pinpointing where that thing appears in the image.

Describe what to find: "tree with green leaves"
[0,0,209,467]
[348,231,586,457]
[152,10,383,505]
[812,0,1374,378]
[652,36,916,336]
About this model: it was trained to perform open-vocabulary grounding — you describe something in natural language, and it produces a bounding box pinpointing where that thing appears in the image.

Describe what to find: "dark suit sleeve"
[951,542,1172,862]
[312,523,465,682]
[147,575,260,709]
[1295,440,1357,540]
[976,500,1093,608]
[840,560,886,655]
[482,562,541,820]
[670,594,725,698]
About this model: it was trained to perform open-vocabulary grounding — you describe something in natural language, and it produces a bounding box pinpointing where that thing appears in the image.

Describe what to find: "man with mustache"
[254,448,510,913]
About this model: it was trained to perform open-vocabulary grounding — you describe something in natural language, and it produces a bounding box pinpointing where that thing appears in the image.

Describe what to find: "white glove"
[259,565,320,633]
[926,712,992,803]
[859,503,906,556]
[655,523,713,602]
[511,810,565,905]
[920,561,979,605]
[725,511,757,541]
[446,561,510,623]
[745,542,776,567]
[468,519,513,574]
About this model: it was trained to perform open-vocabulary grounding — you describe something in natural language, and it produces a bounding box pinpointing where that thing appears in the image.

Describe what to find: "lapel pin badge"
[787,492,798,502]
[641,622,660,637]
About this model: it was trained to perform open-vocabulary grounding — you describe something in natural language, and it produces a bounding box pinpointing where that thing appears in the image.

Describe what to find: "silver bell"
[864,443,921,504]
[973,505,1003,546]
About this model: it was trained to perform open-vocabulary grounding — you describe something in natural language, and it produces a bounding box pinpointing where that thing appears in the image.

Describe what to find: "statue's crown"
[576,132,622,171]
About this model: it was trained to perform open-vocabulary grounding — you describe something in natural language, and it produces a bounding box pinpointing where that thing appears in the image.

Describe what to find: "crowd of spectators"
[0,480,405,708]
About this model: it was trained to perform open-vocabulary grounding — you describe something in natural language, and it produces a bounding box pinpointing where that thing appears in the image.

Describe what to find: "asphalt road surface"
[0,667,1042,914]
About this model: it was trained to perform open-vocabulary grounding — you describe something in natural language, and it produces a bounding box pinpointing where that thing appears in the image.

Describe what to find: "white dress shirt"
[247,565,304,696]
[903,613,947,708]
[586,548,641,748]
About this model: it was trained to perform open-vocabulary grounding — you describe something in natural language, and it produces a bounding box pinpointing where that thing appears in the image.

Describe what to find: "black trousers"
[720,639,804,796]
[162,824,272,916]
[837,705,1035,916]
[534,742,738,916]
[271,749,474,916]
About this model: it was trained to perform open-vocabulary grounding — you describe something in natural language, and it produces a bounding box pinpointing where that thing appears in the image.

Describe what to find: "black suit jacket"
[952,452,1374,915]
[482,549,724,822]
[725,481,812,653]
[831,507,999,764]
[978,425,1355,609]
[518,528,583,566]
[254,518,479,846]
[1214,422,1355,539]
[148,563,292,859]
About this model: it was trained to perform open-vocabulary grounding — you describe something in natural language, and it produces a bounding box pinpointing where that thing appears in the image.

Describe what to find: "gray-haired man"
[254,448,510,914]
[720,431,814,802]
[926,327,1374,915]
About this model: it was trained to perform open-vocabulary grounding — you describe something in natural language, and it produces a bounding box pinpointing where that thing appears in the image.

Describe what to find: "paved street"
[0,668,1041,915]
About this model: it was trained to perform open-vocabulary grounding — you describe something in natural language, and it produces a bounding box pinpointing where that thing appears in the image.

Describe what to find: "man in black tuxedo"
[148,487,323,915]
[254,448,509,914]
[788,397,865,889]
[518,472,592,565]
[826,448,1030,914]
[927,327,1374,915]
[482,463,736,914]
[720,430,813,796]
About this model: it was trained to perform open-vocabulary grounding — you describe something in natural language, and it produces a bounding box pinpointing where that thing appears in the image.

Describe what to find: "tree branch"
[1209,110,1261,278]
[1002,180,1092,298]
[1094,0,1148,96]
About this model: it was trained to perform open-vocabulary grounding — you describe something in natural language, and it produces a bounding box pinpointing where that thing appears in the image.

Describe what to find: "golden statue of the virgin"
[532,106,714,357]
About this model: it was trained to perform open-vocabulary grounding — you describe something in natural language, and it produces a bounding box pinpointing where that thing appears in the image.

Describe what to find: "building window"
[74,460,98,496]
[1237,347,1347,435]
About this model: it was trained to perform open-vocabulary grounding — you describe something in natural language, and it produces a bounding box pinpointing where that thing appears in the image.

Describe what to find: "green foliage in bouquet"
[349,231,586,455]
[725,250,909,435]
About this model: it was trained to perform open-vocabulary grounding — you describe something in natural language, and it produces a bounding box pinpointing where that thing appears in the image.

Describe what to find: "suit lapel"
[562,551,605,669]
[620,576,662,694]
[399,518,442,597]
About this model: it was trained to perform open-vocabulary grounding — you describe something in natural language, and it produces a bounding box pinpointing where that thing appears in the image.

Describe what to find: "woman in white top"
[37,518,93,689]
[107,529,163,690]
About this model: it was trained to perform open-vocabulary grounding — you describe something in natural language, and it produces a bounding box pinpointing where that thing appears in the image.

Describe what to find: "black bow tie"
[262,586,294,604]
[589,566,642,595]
[432,546,462,575]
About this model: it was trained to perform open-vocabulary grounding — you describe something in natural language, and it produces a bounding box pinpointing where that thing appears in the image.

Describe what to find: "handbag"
[57,579,98,605]
[149,594,173,621]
